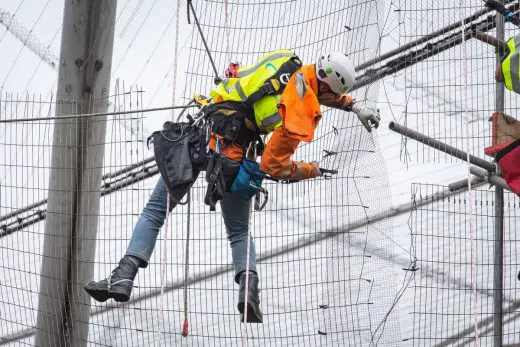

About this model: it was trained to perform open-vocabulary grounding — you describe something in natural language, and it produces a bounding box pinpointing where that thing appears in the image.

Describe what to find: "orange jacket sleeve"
[259,126,320,180]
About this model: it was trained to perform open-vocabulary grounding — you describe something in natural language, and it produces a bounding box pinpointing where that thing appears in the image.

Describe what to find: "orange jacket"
[210,64,352,181]
[260,65,352,180]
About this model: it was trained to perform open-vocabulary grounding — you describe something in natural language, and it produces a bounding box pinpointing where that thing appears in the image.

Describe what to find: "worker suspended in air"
[83,50,381,324]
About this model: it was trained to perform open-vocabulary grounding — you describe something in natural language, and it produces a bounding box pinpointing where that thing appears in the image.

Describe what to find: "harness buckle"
[263,79,280,95]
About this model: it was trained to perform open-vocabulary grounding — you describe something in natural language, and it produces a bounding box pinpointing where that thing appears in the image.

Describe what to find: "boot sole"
[109,289,131,302]
[237,302,263,323]
[84,285,109,303]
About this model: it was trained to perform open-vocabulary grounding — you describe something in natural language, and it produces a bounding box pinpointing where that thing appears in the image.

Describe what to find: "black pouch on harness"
[148,121,208,204]
[204,153,226,211]
[208,102,258,148]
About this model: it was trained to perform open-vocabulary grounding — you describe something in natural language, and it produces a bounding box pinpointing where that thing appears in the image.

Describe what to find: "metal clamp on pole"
[469,165,513,192]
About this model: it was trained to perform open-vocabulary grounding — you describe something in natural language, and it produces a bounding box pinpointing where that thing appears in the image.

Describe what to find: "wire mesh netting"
[408,183,520,346]
[1,0,520,346]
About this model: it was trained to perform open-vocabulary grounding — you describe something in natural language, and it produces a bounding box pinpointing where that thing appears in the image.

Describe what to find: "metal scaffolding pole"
[35,2,117,347]
[388,121,497,171]
[493,1,505,345]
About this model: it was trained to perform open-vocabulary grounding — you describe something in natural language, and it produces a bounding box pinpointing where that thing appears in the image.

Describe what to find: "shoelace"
[105,267,134,290]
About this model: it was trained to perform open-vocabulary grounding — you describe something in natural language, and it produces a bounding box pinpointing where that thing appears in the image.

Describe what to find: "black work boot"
[84,256,138,302]
[237,272,263,323]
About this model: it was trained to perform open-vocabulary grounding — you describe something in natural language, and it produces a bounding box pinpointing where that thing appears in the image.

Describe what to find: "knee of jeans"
[140,210,165,230]
[225,219,249,239]
[227,229,251,246]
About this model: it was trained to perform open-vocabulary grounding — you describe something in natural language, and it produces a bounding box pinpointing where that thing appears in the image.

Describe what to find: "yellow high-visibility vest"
[502,35,520,93]
[210,49,301,133]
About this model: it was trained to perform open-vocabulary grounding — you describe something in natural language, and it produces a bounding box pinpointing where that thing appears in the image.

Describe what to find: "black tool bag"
[148,121,208,204]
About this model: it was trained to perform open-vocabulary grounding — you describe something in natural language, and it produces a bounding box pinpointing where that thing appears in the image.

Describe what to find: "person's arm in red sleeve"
[259,127,321,180]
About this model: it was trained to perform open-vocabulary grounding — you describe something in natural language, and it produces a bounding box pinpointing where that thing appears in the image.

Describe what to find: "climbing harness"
[204,142,227,211]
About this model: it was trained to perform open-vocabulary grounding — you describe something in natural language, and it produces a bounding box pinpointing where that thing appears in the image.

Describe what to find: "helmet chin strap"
[316,79,332,96]
[317,79,342,98]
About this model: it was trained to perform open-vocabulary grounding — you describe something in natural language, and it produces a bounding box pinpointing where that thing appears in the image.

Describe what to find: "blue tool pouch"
[231,159,268,209]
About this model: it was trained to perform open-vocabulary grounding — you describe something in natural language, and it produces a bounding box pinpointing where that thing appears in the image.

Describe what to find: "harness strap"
[243,57,302,108]
[204,154,226,211]
[244,79,281,107]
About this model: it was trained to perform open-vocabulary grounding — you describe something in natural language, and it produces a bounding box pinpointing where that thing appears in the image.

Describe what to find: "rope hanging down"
[460,12,481,347]
[157,193,171,347]
[182,191,191,337]
[187,0,221,84]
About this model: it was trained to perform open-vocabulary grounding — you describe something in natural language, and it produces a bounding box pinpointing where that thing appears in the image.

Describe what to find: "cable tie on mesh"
[322,150,338,158]
[402,265,419,272]
[344,25,352,31]
[318,330,327,335]
[319,304,329,309]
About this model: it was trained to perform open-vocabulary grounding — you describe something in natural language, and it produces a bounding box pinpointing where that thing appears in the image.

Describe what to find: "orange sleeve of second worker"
[259,127,320,180]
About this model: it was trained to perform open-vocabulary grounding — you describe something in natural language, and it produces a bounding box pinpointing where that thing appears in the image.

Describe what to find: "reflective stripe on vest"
[238,51,295,78]
[502,35,520,93]
[234,81,248,101]
[253,94,283,133]
[261,113,282,128]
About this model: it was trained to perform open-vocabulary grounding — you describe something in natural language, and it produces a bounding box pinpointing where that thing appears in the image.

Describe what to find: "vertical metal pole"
[494,1,505,346]
[35,2,117,347]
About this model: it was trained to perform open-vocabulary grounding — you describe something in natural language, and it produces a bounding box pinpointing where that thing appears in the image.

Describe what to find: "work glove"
[351,103,381,133]
[312,162,338,179]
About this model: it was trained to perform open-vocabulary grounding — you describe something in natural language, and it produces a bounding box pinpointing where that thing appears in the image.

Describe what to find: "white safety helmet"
[315,52,356,94]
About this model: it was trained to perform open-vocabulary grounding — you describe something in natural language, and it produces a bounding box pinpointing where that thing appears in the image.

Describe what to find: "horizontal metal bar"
[472,30,508,54]
[355,6,495,71]
[0,157,156,223]
[354,6,512,90]
[0,164,159,237]
[448,176,486,191]
[0,104,199,123]
[388,121,496,172]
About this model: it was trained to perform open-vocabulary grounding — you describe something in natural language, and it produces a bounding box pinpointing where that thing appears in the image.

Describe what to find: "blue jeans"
[125,177,257,283]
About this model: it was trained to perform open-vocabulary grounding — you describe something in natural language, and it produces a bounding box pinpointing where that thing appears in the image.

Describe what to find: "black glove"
[318,167,338,179]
